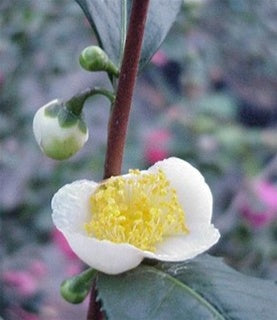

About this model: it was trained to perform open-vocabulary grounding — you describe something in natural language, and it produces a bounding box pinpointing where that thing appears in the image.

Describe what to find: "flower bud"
[79,46,119,77]
[60,268,96,304]
[33,100,88,160]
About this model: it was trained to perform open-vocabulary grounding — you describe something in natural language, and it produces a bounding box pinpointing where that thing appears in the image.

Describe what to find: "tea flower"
[52,157,220,274]
[33,99,88,160]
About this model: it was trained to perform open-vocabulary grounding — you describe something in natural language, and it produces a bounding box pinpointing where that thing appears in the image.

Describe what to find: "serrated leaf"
[74,0,182,69]
[97,255,277,320]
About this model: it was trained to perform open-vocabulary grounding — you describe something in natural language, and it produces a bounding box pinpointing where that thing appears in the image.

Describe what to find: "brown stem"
[103,0,150,179]
[87,281,104,320]
[87,1,150,319]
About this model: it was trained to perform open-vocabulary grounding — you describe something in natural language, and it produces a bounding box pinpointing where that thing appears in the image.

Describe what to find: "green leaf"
[74,0,183,69]
[97,255,277,320]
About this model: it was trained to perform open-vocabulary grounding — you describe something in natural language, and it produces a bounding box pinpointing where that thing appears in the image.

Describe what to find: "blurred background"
[0,0,277,319]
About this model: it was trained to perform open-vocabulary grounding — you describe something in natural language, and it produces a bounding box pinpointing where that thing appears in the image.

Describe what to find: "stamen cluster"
[85,169,189,251]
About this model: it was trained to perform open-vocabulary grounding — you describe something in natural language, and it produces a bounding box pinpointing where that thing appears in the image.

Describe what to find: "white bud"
[33,100,89,160]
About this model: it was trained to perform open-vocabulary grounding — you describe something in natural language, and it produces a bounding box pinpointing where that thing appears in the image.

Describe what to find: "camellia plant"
[31,1,277,319]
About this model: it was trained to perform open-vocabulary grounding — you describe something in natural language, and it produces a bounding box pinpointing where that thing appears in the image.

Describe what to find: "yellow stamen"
[85,169,189,252]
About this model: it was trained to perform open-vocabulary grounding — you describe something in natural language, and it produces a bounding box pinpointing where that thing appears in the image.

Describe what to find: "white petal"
[52,180,144,274]
[149,157,213,230]
[64,232,144,274]
[147,157,219,261]
[144,225,220,261]
[52,180,97,233]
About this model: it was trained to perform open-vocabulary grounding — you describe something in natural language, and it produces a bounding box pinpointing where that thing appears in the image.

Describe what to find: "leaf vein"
[145,267,227,320]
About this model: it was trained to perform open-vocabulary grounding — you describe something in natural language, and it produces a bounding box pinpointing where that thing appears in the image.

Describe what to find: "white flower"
[33,100,88,160]
[52,157,220,274]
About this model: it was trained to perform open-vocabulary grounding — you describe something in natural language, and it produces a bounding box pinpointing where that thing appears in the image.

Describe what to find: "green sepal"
[61,268,97,304]
[57,107,79,128]
[44,101,79,128]
[78,118,88,134]
[44,101,88,132]
[44,102,60,118]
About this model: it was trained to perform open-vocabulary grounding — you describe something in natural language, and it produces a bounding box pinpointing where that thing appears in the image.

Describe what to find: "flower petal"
[52,180,97,233]
[147,157,219,261]
[52,180,144,274]
[63,232,144,274]
[145,225,220,261]
[149,157,213,230]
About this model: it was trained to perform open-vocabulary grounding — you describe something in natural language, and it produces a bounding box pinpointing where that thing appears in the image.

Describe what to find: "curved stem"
[66,87,115,115]
[104,0,150,179]
[89,87,115,103]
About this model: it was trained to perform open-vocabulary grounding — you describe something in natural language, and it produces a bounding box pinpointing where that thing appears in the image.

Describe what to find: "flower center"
[85,169,189,252]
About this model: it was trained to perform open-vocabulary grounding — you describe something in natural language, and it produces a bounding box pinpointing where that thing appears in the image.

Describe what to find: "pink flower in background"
[8,307,39,320]
[241,207,275,229]
[29,260,48,278]
[241,180,277,229]
[3,270,38,296]
[256,181,277,209]
[144,129,171,164]
[52,228,78,260]
[66,262,83,277]
[151,50,168,67]
[52,228,83,275]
